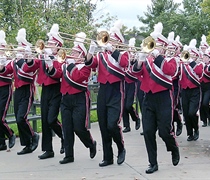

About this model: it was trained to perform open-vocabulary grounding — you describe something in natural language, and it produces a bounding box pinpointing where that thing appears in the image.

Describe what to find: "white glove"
[45,56,53,67]
[44,48,52,55]
[88,41,97,55]
[66,58,75,64]
[25,46,32,56]
[105,43,114,52]
[0,56,6,66]
[137,52,148,61]
[150,49,160,58]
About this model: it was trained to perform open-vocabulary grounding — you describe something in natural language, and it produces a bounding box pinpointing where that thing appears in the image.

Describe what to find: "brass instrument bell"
[141,36,156,53]
[57,49,66,63]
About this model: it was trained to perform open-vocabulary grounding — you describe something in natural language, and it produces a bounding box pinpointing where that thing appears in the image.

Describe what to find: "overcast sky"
[92,0,183,28]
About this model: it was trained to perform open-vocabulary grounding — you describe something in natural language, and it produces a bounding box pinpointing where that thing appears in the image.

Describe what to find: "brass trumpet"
[180,50,198,62]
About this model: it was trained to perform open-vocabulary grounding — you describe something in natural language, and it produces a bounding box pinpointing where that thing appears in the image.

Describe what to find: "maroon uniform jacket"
[59,63,91,95]
[2,59,37,88]
[200,62,210,83]
[22,58,63,86]
[85,50,129,84]
[179,60,203,89]
[132,55,177,93]
[0,61,13,87]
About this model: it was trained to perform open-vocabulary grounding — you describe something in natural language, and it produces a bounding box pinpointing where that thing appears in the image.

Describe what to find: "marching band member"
[132,22,180,174]
[199,47,210,127]
[22,24,64,159]
[6,28,39,155]
[0,30,16,151]
[179,40,203,141]
[122,37,140,133]
[199,35,209,58]
[85,20,128,167]
[56,32,96,164]
[174,35,184,115]
[167,32,183,136]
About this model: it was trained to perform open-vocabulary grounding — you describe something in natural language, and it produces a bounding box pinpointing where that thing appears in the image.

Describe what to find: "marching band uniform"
[167,32,183,136]
[58,33,96,164]
[10,28,39,155]
[199,36,210,127]
[179,40,203,141]
[122,38,140,133]
[200,47,210,127]
[0,30,16,150]
[85,20,128,167]
[22,24,64,159]
[132,22,180,174]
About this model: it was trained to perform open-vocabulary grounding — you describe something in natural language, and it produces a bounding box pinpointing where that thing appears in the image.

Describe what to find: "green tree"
[180,0,210,46]
[137,0,181,38]
[201,0,210,44]
[0,0,103,46]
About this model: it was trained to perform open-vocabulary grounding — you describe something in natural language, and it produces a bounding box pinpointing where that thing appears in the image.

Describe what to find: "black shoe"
[172,147,180,166]
[0,144,7,151]
[90,141,97,159]
[117,148,126,165]
[9,134,16,149]
[140,132,144,136]
[194,130,199,141]
[31,132,39,152]
[17,146,32,155]
[176,123,183,136]
[99,160,113,167]
[123,127,131,133]
[59,157,74,164]
[145,164,158,174]
[60,139,64,154]
[135,118,141,130]
[187,135,194,141]
[202,123,207,127]
[38,151,54,159]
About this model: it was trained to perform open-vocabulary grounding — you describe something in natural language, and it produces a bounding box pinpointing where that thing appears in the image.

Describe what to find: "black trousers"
[14,84,35,147]
[136,80,145,114]
[123,81,139,128]
[61,91,94,158]
[142,90,178,166]
[97,81,124,161]
[41,83,63,151]
[181,87,200,136]
[0,85,13,145]
[172,79,182,130]
[200,82,210,124]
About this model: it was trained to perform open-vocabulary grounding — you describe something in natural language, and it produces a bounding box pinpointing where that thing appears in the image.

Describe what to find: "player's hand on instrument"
[137,52,147,61]
[150,49,160,58]
[45,56,53,67]
[105,43,114,52]
[88,40,97,55]
[0,56,6,66]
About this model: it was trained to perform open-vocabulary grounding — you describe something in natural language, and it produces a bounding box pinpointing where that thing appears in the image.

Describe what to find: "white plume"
[175,35,182,47]
[114,20,123,30]
[16,28,26,43]
[189,39,197,49]
[167,31,175,43]
[0,30,6,45]
[183,44,189,51]
[48,24,59,36]
[150,22,163,39]
[201,34,206,43]
[74,32,86,45]
[129,38,136,47]
[175,35,180,42]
